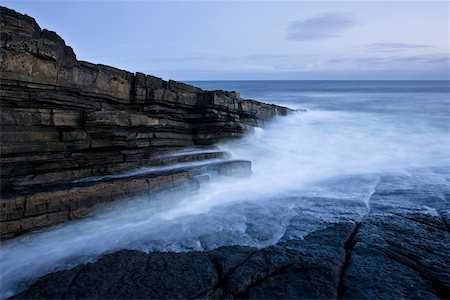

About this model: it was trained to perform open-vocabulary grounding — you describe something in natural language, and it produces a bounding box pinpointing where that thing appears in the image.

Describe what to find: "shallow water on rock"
[1,80,449,299]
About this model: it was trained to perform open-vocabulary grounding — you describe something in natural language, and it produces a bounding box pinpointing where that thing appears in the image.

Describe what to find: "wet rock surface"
[14,168,450,299]
[342,169,450,300]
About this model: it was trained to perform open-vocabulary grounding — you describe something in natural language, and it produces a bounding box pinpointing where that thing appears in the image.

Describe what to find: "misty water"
[1,80,449,298]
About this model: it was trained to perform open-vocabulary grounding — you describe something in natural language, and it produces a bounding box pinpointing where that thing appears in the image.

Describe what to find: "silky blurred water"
[1,80,449,299]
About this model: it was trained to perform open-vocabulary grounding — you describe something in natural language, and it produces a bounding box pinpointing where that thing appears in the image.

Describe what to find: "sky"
[2,0,449,80]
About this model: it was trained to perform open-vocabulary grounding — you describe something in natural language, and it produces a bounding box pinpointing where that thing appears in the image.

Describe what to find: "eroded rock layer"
[0,6,291,238]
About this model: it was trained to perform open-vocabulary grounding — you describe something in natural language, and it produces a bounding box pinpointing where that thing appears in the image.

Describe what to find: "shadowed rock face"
[13,168,450,299]
[0,6,291,238]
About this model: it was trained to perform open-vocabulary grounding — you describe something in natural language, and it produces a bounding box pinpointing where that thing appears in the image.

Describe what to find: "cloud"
[326,53,449,66]
[286,12,356,41]
[364,54,449,66]
[369,42,433,52]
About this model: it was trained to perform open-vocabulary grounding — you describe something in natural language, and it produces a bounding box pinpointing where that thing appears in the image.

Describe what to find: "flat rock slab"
[342,171,450,300]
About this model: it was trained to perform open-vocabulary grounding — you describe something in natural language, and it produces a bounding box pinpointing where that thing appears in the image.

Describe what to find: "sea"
[1,80,449,298]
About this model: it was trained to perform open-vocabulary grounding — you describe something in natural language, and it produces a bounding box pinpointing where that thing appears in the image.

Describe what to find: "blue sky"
[2,1,449,80]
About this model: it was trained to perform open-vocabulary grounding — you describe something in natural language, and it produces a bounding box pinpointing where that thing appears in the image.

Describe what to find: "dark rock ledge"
[0,6,291,238]
[13,169,450,299]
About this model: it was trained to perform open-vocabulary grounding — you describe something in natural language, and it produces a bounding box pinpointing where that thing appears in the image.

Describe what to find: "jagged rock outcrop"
[0,6,291,238]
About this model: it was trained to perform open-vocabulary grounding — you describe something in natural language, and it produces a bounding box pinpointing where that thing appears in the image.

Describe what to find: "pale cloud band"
[286,12,356,41]
[368,42,433,52]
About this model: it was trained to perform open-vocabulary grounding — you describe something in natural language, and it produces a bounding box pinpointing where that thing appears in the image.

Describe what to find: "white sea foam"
[0,105,448,298]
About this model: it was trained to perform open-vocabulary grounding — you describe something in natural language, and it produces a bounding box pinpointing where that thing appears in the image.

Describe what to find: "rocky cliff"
[0,6,291,238]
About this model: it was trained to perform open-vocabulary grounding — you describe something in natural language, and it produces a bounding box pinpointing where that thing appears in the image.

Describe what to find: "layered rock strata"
[1,150,252,239]
[0,6,291,238]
